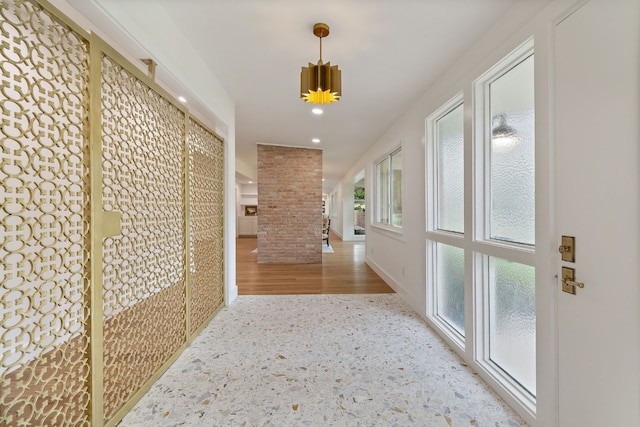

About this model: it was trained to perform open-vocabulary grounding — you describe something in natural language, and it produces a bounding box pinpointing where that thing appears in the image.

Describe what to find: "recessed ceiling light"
[312,138,320,143]
[248,181,253,184]
[322,178,326,182]
[178,96,187,103]
[312,107,323,115]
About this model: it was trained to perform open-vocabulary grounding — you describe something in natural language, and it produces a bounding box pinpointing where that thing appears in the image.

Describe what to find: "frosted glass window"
[375,157,389,225]
[436,104,464,233]
[390,149,403,227]
[435,243,465,335]
[488,257,536,396]
[489,54,535,245]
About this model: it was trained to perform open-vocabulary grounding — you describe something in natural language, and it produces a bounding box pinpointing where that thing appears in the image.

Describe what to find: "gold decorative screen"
[1,0,91,425]
[1,1,225,426]
[188,119,225,334]
[100,55,187,421]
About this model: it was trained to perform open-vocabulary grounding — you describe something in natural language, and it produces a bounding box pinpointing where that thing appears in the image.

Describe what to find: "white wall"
[329,187,343,240]
[329,1,586,424]
[238,183,259,211]
[340,183,355,241]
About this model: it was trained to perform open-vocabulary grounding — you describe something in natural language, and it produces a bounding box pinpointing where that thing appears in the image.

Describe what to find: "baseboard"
[366,256,407,296]
[342,234,365,242]
[332,228,344,240]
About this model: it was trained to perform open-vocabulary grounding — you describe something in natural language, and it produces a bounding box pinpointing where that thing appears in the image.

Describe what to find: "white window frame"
[425,93,465,350]
[472,38,536,415]
[424,39,538,423]
[373,145,403,231]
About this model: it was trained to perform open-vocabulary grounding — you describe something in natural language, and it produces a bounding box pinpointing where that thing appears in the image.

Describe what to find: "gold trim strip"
[184,113,192,341]
[89,33,107,426]
[188,304,224,343]
[31,0,91,40]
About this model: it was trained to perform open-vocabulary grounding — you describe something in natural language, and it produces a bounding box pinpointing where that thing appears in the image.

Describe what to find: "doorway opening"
[354,179,365,236]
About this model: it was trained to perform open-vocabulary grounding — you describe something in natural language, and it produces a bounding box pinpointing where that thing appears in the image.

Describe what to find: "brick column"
[257,144,323,263]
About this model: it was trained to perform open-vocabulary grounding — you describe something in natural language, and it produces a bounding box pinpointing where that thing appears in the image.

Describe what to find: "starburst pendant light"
[300,23,342,104]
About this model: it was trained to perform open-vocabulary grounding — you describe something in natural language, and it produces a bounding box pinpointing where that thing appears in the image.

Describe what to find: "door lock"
[561,267,585,295]
[558,235,575,262]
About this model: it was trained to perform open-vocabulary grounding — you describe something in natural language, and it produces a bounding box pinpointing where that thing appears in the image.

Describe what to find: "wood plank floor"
[236,232,394,295]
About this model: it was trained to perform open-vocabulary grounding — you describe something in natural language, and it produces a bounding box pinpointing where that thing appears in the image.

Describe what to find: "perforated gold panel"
[1,0,91,425]
[2,1,226,425]
[188,119,224,334]
[100,55,186,421]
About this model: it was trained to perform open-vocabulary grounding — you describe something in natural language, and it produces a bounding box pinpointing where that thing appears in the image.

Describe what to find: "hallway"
[120,294,527,426]
[119,235,527,426]
[236,234,393,295]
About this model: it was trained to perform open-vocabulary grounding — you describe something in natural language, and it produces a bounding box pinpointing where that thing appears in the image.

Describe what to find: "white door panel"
[554,0,640,425]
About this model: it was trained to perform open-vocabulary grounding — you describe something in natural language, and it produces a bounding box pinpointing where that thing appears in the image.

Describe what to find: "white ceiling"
[64,0,549,191]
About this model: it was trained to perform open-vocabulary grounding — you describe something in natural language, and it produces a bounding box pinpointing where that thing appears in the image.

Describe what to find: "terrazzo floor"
[120,294,528,427]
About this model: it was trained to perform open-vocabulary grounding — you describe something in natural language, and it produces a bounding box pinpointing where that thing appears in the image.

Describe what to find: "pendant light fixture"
[300,23,342,105]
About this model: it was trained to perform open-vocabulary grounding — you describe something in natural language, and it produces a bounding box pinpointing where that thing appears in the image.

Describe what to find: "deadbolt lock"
[561,267,585,295]
[558,235,575,262]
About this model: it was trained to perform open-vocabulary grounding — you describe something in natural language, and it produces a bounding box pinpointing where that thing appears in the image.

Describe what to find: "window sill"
[371,223,405,241]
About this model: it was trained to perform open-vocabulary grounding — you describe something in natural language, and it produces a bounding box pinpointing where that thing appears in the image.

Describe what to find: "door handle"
[561,267,585,295]
[563,279,584,289]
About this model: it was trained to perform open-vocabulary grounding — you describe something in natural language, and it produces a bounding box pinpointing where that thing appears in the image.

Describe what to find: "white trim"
[223,128,238,307]
[369,223,405,242]
[425,230,464,248]
[366,256,409,296]
[470,240,535,267]
[255,142,323,151]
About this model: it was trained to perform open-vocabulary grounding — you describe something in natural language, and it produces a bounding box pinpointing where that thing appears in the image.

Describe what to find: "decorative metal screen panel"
[100,55,187,421]
[188,119,224,334]
[1,0,91,425]
[2,1,226,425]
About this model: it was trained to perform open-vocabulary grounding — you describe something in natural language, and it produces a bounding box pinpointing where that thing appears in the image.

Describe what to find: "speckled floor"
[120,294,528,427]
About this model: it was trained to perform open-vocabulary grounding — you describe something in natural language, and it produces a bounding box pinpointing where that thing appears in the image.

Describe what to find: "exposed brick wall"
[257,145,323,264]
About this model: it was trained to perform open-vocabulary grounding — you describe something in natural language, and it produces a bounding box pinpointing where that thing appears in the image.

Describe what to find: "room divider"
[0,1,225,425]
